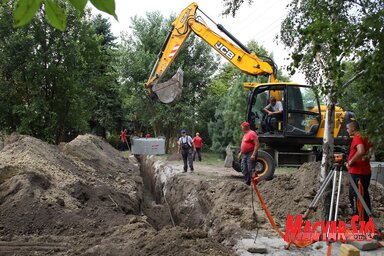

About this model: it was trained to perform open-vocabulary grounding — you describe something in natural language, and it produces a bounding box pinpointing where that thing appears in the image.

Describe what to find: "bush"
[107,133,120,149]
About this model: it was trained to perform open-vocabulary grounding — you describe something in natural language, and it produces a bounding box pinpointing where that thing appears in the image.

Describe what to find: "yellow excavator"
[145,2,354,180]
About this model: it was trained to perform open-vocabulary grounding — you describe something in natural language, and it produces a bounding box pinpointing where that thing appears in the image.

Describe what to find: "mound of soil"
[1,134,382,255]
[68,219,232,256]
[258,162,384,227]
[0,134,234,255]
[0,134,142,236]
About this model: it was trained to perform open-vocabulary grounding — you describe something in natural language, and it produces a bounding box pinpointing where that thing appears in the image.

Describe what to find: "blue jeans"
[241,152,257,185]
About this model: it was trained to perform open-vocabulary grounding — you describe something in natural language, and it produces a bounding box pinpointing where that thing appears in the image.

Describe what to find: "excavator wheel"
[232,159,242,172]
[232,150,275,181]
[255,150,275,181]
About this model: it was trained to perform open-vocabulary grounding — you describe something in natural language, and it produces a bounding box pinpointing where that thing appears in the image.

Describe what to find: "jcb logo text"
[215,41,235,60]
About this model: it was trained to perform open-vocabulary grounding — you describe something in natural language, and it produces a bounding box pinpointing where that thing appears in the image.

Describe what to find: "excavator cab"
[247,84,322,147]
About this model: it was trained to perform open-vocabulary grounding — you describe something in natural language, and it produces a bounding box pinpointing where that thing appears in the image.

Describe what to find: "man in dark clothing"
[347,120,372,221]
[178,130,194,173]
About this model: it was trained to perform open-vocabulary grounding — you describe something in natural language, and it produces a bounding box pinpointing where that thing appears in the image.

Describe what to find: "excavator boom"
[145,2,278,103]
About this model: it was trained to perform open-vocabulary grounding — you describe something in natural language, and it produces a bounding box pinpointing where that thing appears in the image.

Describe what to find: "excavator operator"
[263,96,283,133]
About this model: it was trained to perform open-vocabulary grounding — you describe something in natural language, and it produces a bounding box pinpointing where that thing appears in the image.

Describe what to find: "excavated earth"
[0,134,383,255]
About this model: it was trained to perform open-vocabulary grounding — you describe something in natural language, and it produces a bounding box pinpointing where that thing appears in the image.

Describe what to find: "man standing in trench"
[346,120,372,221]
[238,122,259,185]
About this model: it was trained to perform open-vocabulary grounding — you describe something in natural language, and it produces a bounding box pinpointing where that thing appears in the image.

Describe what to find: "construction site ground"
[0,134,383,255]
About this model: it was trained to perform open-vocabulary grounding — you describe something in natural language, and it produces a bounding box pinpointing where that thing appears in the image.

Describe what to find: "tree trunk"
[320,94,336,221]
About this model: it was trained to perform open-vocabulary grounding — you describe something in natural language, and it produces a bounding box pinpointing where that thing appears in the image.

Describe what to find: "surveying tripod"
[302,153,375,236]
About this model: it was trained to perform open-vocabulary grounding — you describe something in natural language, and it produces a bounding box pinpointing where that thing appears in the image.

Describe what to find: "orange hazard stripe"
[168,44,180,58]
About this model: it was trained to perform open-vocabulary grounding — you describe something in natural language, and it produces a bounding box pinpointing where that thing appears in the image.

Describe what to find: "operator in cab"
[263,96,283,133]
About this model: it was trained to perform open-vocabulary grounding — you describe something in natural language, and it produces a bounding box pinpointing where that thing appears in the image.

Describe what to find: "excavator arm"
[145,2,278,103]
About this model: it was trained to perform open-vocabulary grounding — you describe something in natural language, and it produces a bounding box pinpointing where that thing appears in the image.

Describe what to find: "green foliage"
[117,12,218,151]
[68,0,87,12]
[221,0,254,17]
[0,2,119,143]
[89,14,122,137]
[45,0,66,31]
[13,0,116,31]
[207,41,281,152]
[208,65,248,152]
[106,132,120,149]
[90,0,117,20]
[281,0,384,151]
[13,0,42,27]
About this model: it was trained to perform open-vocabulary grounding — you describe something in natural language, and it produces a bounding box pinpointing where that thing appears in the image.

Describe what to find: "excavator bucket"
[152,67,183,104]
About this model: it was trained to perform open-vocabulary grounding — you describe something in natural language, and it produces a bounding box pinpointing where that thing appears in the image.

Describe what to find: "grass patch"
[199,152,224,166]
[275,166,299,175]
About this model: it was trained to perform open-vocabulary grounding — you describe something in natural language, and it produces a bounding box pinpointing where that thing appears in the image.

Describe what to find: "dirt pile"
[0,134,235,255]
[0,134,142,236]
[1,135,382,255]
[68,219,232,256]
[258,162,384,227]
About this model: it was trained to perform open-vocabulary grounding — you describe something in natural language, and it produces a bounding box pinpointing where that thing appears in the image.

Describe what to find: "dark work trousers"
[193,148,202,161]
[349,173,372,221]
[182,148,194,172]
[241,152,257,185]
[265,114,283,132]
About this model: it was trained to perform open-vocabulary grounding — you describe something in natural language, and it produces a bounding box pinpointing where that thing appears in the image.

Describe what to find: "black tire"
[256,150,275,181]
[232,159,242,172]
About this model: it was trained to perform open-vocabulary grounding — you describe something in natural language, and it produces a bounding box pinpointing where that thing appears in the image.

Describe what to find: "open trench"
[138,155,212,231]
[134,156,365,256]
[135,155,299,255]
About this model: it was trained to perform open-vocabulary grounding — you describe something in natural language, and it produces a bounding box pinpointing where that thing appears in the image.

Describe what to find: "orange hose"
[327,243,332,256]
[251,179,315,248]
[357,179,364,221]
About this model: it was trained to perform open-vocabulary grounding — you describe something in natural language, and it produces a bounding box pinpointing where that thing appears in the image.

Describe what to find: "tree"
[89,14,122,137]
[12,0,117,31]
[338,61,384,157]
[117,12,218,152]
[0,2,111,143]
[221,0,254,16]
[280,0,383,218]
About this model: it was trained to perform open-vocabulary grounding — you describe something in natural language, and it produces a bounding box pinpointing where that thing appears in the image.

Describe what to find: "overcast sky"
[93,0,305,83]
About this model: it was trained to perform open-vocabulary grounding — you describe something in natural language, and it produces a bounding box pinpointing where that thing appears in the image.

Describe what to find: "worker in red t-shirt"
[346,120,372,221]
[119,129,127,151]
[193,132,203,161]
[238,122,259,185]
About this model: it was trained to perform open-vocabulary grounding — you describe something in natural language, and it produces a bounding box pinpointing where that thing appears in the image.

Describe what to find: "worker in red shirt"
[119,129,127,151]
[238,122,259,185]
[193,132,203,161]
[346,120,372,221]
